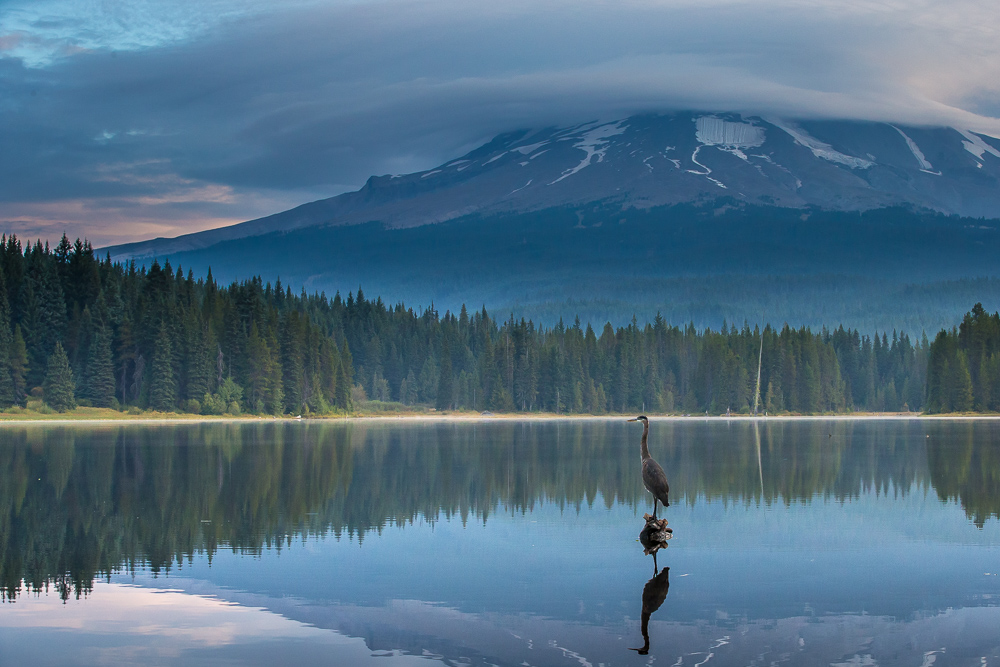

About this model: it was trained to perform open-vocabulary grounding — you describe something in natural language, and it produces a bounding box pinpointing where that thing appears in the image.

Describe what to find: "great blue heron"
[629,415,670,518]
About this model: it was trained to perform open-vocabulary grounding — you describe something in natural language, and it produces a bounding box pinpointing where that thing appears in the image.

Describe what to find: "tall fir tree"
[281,313,305,413]
[185,325,211,402]
[22,250,68,388]
[436,342,453,410]
[948,352,974,412]
[86,325,116,407]
[0,270,15,406]
[149,327,176,412]
[10,325,28,404]
[43,341,76,412]
[335,339,352,410]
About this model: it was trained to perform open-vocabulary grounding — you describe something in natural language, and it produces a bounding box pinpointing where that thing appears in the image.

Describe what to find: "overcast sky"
[2,0,999,246]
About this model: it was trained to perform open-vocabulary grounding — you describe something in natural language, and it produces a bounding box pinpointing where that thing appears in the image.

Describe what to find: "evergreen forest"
[0,233,994,415]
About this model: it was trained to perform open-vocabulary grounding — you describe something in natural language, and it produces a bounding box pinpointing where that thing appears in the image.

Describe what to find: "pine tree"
[949,352,974,412]
[43,342,76,412]
[0,271,14,407]
[490,370,515,412]
[22,251,68,388]
[436,342,453,410]
[281,313,305,413]
[86,326,116,407]
[185,325,211,402]
[334,339,352,410]
[149,327,176,411]
[246,322,271,412]
[10,325,28,404]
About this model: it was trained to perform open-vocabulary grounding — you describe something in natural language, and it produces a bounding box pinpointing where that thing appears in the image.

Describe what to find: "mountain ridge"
[105,112,1000,261]
[98,112,1000,333]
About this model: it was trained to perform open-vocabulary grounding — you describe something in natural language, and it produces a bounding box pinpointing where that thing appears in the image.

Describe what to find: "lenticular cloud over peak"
[1,0,999,243]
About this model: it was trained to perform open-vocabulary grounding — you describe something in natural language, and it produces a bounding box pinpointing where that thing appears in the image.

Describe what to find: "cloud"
[1,0,999,244]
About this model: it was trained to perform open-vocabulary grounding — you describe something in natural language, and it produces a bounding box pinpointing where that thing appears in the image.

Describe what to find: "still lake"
[1,419,999,666]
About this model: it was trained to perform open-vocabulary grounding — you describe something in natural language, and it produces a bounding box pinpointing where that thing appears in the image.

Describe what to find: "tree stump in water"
[638,514,672,554]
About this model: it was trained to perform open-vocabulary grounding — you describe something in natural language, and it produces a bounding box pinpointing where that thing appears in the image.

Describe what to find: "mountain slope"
[106,112,1000,261]
[103,201,1000,333]
[101,112,1000,332]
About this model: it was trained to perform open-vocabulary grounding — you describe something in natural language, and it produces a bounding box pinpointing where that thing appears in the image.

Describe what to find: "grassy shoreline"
[1,407,999,424]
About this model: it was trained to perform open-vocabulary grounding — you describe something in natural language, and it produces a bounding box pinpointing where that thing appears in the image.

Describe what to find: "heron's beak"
[627,418,638,422]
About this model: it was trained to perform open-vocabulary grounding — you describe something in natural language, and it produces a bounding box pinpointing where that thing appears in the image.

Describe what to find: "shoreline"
[2,412,1000,426]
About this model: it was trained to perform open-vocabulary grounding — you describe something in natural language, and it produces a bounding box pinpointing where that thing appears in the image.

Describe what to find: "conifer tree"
[22,253,67,388]
[246,322,271,412]
[86,326,116,407]
[43,342,76,412]
[281,313,305,413]
[949,352,974,412]
[436,342,453,410]
[0,272,14,407]
[185,325,211,402]
[149,327,176,411]
[335,339,352,410]
[10,325,28,404]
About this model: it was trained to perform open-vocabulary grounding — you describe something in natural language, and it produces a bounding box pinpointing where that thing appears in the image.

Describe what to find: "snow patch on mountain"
[892,126,938,174]
[509,180,531,195]
[957,129,1000,161]
[687,146,711,175]
[513,141,548,155]
[695,116,765,148]
[684,145,727,188]
[550,121,628,184]
[768,119,874,169]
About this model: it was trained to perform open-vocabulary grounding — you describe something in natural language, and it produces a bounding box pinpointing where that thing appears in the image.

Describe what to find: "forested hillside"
[0,234,940,415]
[0,235,352,415]
[926,304,1000,413]
[115,202,1000,335]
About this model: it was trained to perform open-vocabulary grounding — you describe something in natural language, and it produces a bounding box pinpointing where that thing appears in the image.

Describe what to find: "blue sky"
[2,0,999,245]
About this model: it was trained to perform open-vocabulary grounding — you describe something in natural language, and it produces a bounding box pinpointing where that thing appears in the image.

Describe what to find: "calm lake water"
[1,419,999,666]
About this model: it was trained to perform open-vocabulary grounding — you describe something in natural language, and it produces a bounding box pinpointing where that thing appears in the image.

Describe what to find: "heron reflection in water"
[629,565,670,655]
[628,415,670,518]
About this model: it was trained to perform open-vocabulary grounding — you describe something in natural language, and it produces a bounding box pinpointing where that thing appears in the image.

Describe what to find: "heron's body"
[642,457,670,510]
[632,416,670,517]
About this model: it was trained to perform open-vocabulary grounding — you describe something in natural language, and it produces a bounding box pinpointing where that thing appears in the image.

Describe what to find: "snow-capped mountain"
[107,112,1000,261]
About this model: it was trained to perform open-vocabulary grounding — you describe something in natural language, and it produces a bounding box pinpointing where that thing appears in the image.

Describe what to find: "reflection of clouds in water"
[0,582,429,665]
[7,577,995,667]
[1,421,1000,665]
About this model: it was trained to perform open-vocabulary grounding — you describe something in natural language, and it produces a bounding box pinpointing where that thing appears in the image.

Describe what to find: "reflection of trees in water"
[927,421,1000,528]
[666,420,930,506]
[0,420,989,601]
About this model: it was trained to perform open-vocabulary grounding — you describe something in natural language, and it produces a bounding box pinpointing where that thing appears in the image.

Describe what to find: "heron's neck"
[640,421,650,460]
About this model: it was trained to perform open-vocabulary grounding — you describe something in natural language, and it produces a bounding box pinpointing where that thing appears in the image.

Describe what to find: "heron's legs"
[652,497,659,519]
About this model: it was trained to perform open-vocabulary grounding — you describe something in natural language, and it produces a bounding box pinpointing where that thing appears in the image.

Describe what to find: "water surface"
[1,419,999,666]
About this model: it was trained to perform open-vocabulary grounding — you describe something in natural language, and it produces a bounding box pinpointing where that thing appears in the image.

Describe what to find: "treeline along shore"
[0,233,997,416]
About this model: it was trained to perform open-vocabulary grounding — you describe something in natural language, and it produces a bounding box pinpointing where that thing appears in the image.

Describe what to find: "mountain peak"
[106,112,1000,261]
